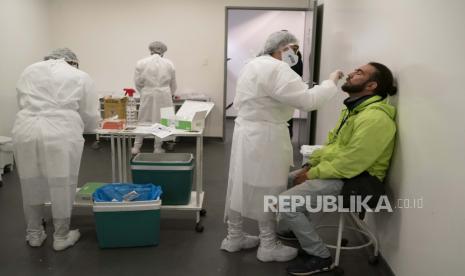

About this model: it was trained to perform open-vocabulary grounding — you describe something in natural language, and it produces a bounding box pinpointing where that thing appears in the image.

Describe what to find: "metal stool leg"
[334,213,345,267]
[350,213,380,265]
[316,211,379,272]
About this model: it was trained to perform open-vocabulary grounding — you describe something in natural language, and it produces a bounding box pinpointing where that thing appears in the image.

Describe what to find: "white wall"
[226,9,307,117]
[317,1,465,275]
[0,0,50,136]
[48,0,310,137]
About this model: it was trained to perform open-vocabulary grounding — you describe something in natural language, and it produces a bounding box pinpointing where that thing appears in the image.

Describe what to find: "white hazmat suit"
[13,58,100,250]
[225,56,338,220]
[222,54,340,262]
[132,53,177,153]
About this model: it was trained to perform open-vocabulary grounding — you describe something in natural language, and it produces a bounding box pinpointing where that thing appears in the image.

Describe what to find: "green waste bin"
[93,200,161,248]
[131,153,194,205]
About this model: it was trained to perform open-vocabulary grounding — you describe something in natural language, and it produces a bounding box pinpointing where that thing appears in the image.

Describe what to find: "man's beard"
[341,80,369,94]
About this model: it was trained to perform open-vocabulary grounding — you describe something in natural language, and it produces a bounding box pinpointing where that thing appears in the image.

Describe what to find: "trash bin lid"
[132,153,194,164]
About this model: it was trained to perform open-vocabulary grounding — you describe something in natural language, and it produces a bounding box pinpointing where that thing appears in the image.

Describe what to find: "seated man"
[280,62,397,275]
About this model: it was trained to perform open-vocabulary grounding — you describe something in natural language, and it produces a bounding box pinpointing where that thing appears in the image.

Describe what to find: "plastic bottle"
[124,88,137,127]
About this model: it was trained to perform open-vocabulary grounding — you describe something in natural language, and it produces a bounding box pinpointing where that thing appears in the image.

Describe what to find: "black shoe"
[286,255,333,275]
[278,231,298,241]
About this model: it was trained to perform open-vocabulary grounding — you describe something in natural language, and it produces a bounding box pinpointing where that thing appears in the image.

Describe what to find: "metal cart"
[95,126,207,232]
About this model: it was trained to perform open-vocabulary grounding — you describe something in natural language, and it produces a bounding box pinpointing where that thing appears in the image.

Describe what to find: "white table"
[93,126,206,232]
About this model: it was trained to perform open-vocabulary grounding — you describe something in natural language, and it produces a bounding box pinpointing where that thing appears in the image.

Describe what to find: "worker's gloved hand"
[329,70,344,85]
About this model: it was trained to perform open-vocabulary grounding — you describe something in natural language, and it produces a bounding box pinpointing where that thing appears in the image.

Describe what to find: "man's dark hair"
[368,62,397,98]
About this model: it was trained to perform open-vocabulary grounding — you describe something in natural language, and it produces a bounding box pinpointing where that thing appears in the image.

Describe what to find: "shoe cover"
[257,241,298,262]
[26,230,47,247]
[220,233,260,252]
[53,229,80,251]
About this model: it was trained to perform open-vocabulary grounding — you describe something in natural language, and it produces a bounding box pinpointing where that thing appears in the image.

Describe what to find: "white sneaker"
[53,229,81,251]
[131,147,141,155]
[26,230,47,247]
[220,234,260,252]
[257,241,298,262]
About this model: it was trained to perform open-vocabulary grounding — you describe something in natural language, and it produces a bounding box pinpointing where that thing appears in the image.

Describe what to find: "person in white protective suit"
[131,41,177,154]
[221,31,344,262]
[12,48,100,251]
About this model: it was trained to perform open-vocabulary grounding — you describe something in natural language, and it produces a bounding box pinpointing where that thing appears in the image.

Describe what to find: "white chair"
[0,136,14,187]
[316,211,379,275]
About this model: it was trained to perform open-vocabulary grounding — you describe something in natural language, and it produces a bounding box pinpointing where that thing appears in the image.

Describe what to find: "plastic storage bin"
[93,199,161,248]
[131,153,194,205]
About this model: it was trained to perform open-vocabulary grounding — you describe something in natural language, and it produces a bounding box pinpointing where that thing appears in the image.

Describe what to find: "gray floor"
[0,119,393,276]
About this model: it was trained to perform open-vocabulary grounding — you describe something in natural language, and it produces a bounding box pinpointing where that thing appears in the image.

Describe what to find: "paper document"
[133,123,174,138]
[150,123,174,139]
[133,126,155,134]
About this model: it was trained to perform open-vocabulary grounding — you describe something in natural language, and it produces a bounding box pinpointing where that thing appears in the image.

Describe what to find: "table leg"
[128,136,133,181]
[200,134,203,193]
[196,134,203,207]
[117,135,122,182]
[111,135,116,183]
[122,135,127,182]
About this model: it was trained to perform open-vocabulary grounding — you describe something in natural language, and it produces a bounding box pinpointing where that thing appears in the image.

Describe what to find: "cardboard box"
[104,97,127,119]
[160,100,214,131]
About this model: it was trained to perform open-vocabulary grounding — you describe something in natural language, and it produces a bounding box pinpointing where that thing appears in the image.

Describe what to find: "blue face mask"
[281,49,298,67]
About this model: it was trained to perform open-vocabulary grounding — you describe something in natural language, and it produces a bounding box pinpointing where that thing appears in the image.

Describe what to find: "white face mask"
[281,48,298,67]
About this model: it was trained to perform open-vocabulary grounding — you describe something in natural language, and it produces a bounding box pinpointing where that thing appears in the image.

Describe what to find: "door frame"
[222,4,315,140]
[308,3,324,145]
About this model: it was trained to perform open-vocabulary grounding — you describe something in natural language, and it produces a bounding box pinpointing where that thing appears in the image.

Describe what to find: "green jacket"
[308,95,396,181]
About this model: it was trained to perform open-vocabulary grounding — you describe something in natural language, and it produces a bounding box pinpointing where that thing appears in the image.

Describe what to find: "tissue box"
[160,100,214,131]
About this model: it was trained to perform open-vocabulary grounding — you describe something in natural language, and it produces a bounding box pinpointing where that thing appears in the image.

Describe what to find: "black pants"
[341,171,385,209]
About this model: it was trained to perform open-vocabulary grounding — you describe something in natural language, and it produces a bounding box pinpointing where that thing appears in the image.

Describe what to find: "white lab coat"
[225,55,337,221]
[134,54,177,123]
[12,59,100,219]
